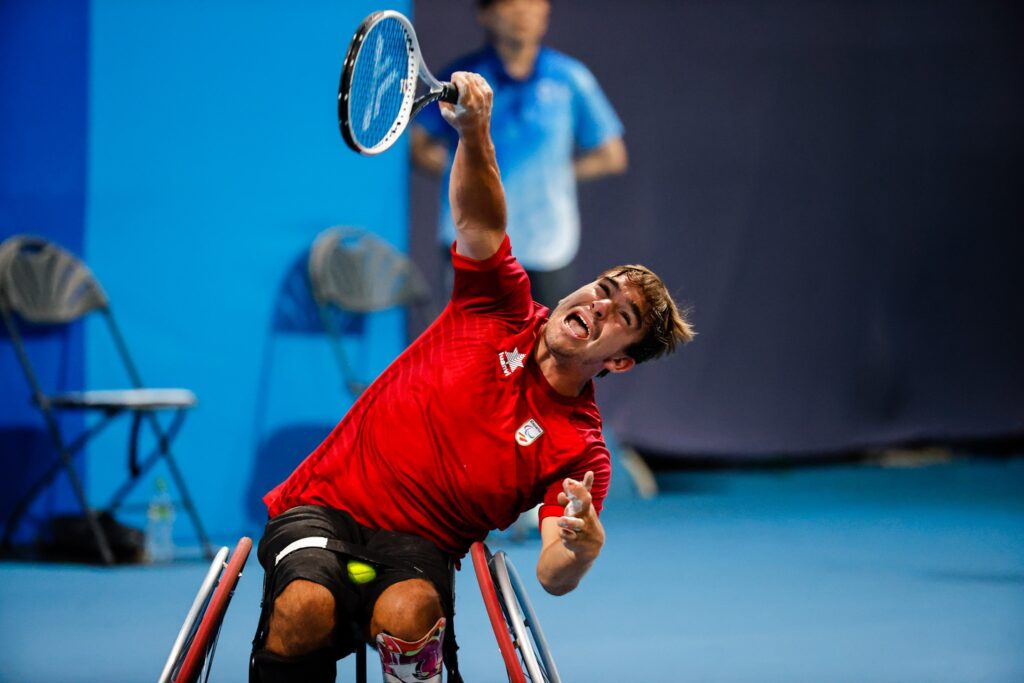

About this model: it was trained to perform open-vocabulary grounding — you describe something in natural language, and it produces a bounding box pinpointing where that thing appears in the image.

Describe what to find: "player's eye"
[598,282,610,297]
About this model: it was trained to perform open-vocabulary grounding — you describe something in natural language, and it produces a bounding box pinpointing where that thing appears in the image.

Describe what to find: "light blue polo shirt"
[416,45,623,271]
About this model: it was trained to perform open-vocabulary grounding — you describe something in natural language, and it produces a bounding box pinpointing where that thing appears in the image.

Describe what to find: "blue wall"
[3,0,412,544]
[0,0,89,538]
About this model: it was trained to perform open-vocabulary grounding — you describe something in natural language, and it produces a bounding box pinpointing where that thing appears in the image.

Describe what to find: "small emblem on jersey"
[516,419,544,446]
[498,347,526,376]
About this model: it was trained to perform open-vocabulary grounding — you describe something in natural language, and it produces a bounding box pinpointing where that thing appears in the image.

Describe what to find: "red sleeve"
[450,236,533,321]
[537,443,612,525]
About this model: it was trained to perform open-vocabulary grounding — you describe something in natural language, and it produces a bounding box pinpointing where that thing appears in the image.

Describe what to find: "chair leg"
[52,440,116,564]
[2,456,67,552]
[108,409,215,561]
[4,475,117,565]
[1,440,116,564]
[161,447,215,560]
[3,412,122,561]
[80,506,117,565]
[50,447,117,565]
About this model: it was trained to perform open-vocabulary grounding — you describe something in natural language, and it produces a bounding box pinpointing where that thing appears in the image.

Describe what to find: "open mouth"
[564,311,591,340]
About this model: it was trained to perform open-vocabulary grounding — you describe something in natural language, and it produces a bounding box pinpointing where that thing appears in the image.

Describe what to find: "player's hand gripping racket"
[338,10,458,155]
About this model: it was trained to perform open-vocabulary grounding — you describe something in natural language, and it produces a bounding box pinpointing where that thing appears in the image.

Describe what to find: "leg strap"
[375,617,446,683]
[274,535,416,572]
[249,647,336,683]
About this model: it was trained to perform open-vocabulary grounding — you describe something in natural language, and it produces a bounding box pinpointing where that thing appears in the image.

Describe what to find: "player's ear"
[601,354,635,375]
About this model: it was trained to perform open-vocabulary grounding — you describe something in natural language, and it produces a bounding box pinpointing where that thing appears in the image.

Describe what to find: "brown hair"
[601,264,695,365]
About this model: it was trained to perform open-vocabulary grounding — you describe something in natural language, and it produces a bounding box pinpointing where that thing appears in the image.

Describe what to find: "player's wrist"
[457,123,492,147]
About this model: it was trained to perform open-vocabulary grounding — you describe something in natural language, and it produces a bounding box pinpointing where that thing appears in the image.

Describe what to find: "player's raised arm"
[440,71,507,261]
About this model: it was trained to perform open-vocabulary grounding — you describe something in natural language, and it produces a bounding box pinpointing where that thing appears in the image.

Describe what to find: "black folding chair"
[0,235,213,564]
[308,226,436,397]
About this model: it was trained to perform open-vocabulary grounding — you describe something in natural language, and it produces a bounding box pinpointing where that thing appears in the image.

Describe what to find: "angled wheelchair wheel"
[470,542,562,683]
[164,537,253,683]
[158,546,230,683]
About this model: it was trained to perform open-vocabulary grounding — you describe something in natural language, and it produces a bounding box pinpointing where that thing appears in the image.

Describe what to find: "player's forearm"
[450,131,506,238]
[573,137,628,181]
[536,516,605,595]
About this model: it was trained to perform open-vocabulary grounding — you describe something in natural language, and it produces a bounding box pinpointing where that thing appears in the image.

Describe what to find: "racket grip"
[439,82,459,104]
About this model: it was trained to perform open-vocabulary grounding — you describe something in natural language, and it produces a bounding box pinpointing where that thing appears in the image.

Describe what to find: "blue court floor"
[1,455,1022,682]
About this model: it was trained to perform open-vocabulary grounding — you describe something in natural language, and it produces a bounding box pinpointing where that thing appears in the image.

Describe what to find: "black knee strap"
[250,647,336,683]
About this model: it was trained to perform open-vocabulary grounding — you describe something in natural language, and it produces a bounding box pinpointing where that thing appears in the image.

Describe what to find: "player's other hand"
[556,471,603,555]
[440,71,493,138]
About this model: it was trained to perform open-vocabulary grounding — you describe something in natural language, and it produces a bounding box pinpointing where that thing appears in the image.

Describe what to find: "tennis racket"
[338,10,458,155]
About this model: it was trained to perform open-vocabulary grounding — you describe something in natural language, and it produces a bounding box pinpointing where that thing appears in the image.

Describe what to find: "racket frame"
[338,10,456,155]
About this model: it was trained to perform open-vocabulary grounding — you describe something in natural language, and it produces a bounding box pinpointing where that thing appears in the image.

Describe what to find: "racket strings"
[349,18,413,150]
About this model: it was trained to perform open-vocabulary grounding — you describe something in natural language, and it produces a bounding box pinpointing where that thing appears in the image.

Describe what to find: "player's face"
[545,273,647,372]
[479,0,550,48]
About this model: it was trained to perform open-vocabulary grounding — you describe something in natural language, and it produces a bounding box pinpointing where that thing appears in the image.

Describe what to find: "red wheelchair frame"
[159,537,253,683]
[160,537,559,683]
[471,541,563,683]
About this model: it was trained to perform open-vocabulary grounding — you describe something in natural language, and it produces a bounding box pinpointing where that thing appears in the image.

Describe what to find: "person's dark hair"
[599,265,694,371]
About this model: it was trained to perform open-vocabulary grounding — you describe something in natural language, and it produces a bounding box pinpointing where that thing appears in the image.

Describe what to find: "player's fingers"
[566,477,593,507]
[450,72,478,102]
[451,72,491,110]
[582,470,595,491]
[558,516,585,534]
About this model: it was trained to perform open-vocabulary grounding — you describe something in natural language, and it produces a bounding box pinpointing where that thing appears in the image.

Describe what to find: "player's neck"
[493,40,541,80]
[533,332,592,397]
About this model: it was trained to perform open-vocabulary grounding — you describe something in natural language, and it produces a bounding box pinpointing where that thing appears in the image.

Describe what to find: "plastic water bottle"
[146,477,176,563]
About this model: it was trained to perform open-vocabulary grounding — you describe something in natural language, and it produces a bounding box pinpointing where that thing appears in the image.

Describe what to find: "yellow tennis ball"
[347,560,377,584]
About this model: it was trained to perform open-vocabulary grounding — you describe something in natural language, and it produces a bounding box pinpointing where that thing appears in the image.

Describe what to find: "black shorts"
[253,505,457,660]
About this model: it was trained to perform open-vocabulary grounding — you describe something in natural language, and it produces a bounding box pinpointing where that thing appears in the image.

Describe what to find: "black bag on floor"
[40,511,146,564]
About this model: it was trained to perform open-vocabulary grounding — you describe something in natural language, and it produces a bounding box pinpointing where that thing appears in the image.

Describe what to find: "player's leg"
[250,506,367,683]
[362,530,460,683]
[371,578,447,683]
[264,579,335,655]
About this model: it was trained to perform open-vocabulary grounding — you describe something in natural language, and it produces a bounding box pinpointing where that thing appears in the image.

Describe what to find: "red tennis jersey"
[264,236,611,556]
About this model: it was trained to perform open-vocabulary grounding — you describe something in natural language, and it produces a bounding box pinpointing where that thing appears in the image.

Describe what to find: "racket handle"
[439,82,459,104]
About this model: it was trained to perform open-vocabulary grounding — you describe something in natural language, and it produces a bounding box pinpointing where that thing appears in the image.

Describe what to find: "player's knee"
[266,579,336,656]
[370,578,443,641]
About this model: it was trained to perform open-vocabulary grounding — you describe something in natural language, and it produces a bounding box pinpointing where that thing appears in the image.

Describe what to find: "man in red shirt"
[250,72,694,683]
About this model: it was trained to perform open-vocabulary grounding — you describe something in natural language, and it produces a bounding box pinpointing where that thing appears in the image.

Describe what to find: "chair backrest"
[0,235,108,324]
[308,226,430,313]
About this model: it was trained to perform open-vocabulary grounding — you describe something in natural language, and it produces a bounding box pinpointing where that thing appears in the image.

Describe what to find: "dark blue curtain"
[410,1,1024,458]
[1,0,90,532]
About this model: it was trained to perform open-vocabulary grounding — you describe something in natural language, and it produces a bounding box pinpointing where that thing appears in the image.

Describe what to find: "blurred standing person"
[412,0,627,310]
